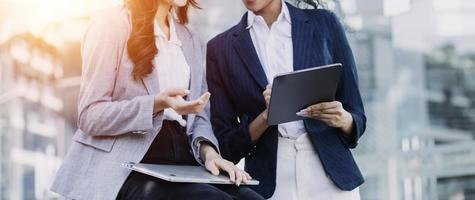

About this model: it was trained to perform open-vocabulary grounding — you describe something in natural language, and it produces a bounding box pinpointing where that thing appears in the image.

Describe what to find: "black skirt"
[141,120,198,166]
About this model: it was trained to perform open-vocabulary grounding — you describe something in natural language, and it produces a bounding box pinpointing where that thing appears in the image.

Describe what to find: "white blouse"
[154,14,190,127]
[247,1,307,139]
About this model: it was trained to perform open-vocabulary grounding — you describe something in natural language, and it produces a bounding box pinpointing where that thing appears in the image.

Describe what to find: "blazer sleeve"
[189,38,221,165]
[77,13,155,136]
[206,42,254,164]
[325,10,367,148]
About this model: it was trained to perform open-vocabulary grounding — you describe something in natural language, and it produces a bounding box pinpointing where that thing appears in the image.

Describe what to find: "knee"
[141,180,162,197]
[175,184,232,200]
[234,187,265,200]
[117,179,164,200]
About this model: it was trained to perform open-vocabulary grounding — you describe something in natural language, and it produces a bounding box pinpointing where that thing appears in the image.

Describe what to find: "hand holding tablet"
[267,63,342,126]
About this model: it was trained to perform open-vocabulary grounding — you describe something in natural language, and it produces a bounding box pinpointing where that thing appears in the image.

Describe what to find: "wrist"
[200,142,220,162]
[259,110,270,128]
[340,111,354,135]
[261,109,268,121]
[248,109,271,143]
[153,94,169,113]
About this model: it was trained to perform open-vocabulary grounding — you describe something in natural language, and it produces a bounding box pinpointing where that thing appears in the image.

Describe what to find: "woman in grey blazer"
[50,0,263,200]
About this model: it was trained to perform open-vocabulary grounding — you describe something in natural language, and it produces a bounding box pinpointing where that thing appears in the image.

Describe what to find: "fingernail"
[296,112,307,117]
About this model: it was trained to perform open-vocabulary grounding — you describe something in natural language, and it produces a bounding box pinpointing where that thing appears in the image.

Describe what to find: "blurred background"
[0,0,474,199]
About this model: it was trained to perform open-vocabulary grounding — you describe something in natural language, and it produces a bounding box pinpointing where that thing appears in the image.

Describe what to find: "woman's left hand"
[297,101,354,135]
[200,143,252,186]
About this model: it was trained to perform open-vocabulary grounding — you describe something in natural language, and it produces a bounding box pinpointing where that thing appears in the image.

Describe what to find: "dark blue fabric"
[206,3,367,198]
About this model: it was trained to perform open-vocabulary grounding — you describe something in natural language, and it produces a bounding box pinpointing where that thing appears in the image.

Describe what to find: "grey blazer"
[51,5,218,200]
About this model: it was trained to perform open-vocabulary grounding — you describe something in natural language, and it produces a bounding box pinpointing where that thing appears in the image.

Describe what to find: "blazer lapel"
[232,14,268,90]
[141,67,160,95]
[175,21,201,102]
[287,3,316,71]
[175,21,201,133]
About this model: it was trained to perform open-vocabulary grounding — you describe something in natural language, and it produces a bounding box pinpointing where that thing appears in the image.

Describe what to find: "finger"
[310,102,332,111]
[296,111,309,117]
[264,95,271,103]
[181,100,202,108]
[300,107,341,118]
[167,89,190,97]
[240,170,249,185]
[206,162,220,176]
[310,108,342,115]
[217,161,235,182]
[227,166,236,183]
[235,169,243,186]
[198,92,211,104]
[324,101,342,109]
[307,101,339,112]
[265,96,271,102]
[240,171,249,183]
[305,104,320,112]
[263,89,272,97]
[309,113,336,119]
[244,171,252,180]
[174,101,202,114]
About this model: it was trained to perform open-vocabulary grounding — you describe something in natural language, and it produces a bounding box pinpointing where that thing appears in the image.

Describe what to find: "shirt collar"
[154,13,182,46]
[246,0,291,29]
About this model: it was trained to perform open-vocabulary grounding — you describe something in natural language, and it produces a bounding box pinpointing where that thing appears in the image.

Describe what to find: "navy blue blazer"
[206,3,366,198]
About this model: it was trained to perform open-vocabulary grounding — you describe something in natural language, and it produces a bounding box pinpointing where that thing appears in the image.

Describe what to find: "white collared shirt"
[154,14,190,127]
[247,1,307,139]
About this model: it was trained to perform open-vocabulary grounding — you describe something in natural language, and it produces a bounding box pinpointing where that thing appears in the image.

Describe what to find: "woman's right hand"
[153,89,211,115]
[261,84,272,120]
[247,84,272,142]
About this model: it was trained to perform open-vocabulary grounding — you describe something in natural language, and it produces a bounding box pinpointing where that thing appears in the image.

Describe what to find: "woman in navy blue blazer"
[206,0,366,199]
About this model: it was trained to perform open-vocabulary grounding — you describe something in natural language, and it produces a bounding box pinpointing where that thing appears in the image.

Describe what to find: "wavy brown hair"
[126,0,199,80]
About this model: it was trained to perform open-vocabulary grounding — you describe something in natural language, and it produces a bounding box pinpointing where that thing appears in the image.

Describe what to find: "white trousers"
[268,134,360,200]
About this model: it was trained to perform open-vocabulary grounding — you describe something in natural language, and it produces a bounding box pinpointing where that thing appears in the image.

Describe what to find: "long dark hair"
[126,0,199,80]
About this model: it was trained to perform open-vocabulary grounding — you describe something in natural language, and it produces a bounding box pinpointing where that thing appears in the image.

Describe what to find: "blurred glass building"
[1,0,474,199]
[0,1,118,199]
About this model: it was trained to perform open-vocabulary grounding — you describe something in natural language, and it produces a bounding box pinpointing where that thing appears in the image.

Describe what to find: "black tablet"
[267,63,342,125]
